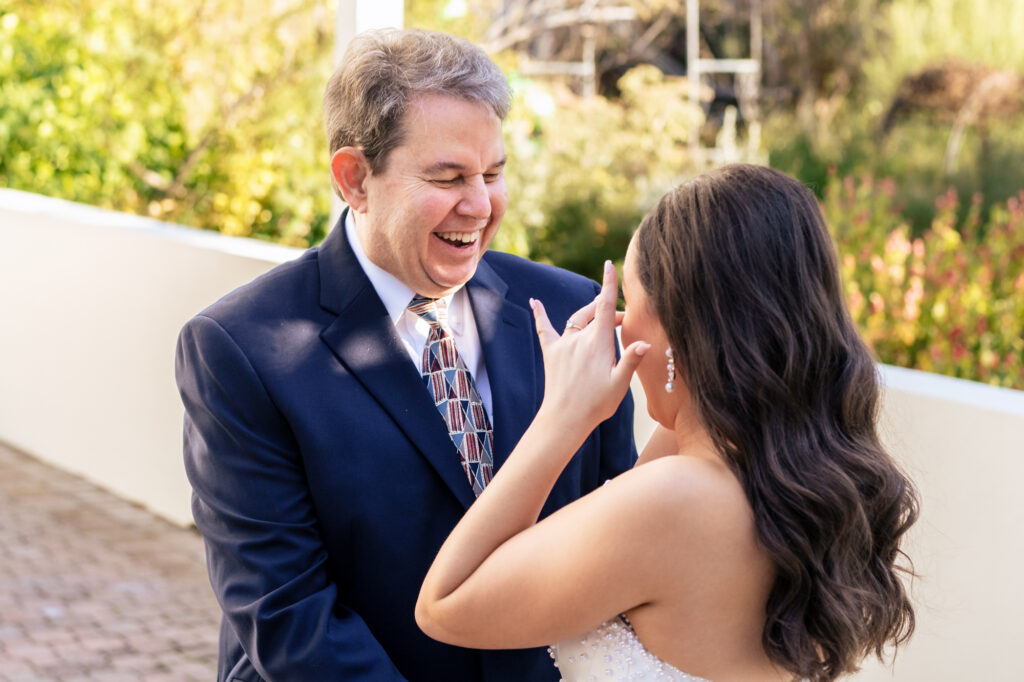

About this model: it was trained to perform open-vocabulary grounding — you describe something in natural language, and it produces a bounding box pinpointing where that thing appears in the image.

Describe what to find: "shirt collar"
[344,210,462,330]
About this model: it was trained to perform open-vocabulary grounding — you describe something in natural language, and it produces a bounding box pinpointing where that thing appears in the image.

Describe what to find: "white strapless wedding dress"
[548,615,711,681]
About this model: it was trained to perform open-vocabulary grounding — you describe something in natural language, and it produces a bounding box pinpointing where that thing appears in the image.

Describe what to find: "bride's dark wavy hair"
[634,164,918,681]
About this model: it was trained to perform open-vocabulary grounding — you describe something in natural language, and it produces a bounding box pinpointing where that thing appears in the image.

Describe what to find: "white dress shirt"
[344,212,494,421]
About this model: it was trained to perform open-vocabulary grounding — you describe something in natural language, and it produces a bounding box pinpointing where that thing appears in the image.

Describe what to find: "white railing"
[2,188,1022,680]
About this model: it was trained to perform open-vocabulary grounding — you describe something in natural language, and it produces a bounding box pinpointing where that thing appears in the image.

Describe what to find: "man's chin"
[424,266,480,297]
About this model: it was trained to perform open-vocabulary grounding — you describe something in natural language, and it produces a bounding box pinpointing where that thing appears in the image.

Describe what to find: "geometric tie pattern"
[408,295,494,497]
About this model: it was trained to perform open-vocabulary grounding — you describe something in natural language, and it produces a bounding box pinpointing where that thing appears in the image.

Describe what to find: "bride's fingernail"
[635,343,651,356]
[605,260,613,273]
[529,298,537,309]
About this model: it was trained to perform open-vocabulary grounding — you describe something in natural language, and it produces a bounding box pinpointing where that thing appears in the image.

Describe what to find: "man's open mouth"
[435,231,479,247]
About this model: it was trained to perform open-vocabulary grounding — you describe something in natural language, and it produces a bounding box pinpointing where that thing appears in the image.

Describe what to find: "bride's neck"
[672,403,719,462]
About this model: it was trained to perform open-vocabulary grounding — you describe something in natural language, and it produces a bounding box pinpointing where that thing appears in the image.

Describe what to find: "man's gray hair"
[323,29,511,178]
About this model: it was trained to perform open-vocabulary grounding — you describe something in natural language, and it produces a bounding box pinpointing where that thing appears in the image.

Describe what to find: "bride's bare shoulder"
[609,454,754,536]
[601,455,766,595]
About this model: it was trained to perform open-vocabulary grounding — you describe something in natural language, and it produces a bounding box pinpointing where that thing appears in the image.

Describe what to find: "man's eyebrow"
[423,161,465,175]
[423,157,507,175]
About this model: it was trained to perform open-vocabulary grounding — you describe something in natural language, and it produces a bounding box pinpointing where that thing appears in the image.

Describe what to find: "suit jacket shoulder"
[481,250,600,305]
[190,246,327,334]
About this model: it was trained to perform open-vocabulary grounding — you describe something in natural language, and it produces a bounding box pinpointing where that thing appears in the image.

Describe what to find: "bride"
[416,164,918,682]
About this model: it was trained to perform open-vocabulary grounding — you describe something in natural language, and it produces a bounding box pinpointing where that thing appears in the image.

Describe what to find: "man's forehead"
[401,93,502,130]
[392,116,504,167]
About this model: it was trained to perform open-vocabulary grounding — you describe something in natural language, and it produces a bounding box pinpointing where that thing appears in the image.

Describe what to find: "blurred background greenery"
[2,0,1022,388]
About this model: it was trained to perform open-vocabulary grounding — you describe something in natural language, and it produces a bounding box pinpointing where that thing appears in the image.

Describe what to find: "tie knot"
[408,295,449,330]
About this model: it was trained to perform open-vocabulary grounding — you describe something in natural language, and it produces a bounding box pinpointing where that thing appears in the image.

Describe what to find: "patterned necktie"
[408,295,494,496]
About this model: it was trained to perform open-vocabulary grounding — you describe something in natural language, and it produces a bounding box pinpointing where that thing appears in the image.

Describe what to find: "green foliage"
[405,0,495,44]
[872,0,1024,82]
[768,0,1024,234]
[769,102,1024,238]
[4,0,1022,390]
[499,67,701,280]
[0,3,184,208]
[761,0,885,103]
[0,0,334,246]
[825,174,1024,389]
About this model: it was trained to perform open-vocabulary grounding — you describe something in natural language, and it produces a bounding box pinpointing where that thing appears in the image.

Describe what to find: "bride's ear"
[331,147,370,212]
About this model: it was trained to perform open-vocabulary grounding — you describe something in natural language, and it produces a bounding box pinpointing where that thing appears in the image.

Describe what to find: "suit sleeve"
[597,383,638,481]
[176,314,406,681]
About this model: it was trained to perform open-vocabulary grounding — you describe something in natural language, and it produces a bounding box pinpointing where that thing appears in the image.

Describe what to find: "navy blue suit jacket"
[176,218,637,681]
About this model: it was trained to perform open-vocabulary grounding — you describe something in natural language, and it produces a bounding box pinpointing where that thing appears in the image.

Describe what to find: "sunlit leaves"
[826,174,1024,389]
[0,0,334,246]
[497,66,701,280]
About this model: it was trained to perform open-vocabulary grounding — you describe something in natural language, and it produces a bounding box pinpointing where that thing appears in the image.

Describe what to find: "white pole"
[330,0,405,225]
[334,0,405,64]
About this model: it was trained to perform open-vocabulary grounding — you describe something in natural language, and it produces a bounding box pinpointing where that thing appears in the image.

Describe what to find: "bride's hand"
[530,260,650,432]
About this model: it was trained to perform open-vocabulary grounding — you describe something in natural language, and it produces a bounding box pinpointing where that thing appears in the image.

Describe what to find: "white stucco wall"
[0,189,301,526]
[1,189,1022,679]
[859,366,1024,681]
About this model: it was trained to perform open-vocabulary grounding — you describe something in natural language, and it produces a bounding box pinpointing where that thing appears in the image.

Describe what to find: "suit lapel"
[317,216,477,510]
[467,258,539,473]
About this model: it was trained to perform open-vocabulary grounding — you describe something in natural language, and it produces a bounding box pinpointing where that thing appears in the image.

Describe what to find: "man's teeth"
[437,232,478,244]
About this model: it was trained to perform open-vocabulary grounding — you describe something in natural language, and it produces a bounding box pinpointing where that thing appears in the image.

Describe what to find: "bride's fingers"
[610,340,650,390]
[566,298,598,330]
[564,263,619,332]
[529,298,559,350]
[593,261,618,330]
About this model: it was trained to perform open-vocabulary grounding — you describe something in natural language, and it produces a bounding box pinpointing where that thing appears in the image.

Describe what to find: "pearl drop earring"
[665,348,675,393]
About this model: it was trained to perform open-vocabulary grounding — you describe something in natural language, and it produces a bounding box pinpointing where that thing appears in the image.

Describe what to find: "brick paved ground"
[0,441,220,681]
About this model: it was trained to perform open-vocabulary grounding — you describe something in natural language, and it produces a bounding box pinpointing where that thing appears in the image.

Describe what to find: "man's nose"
[456,176,491,220]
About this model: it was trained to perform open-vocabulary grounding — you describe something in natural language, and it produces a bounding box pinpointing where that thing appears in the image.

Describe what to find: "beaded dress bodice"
[548,615,711,681]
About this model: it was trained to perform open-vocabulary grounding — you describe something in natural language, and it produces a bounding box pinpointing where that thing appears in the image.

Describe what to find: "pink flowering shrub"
[823,174,1024,390]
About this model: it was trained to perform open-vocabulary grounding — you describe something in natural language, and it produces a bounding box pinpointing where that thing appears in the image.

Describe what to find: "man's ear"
[331,147,370,212]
